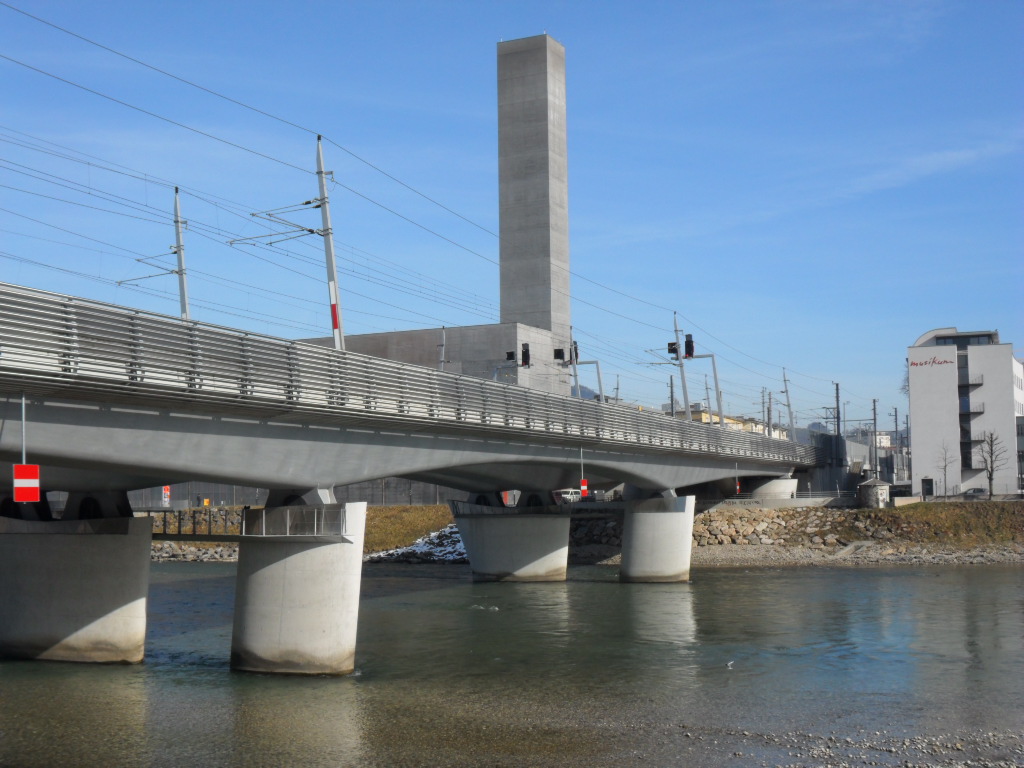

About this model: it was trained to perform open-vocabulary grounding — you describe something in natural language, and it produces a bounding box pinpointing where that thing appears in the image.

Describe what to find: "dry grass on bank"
[363,505,454,553]
[858,501,1024,546]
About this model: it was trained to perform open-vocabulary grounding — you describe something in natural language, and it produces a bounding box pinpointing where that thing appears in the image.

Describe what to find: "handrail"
[0,282,824,466]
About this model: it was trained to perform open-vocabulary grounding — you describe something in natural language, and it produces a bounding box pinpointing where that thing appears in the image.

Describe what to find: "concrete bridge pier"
[0,517,151,662]
[620,495,695,583]
[453,495,570,582]
[230,501,367,675]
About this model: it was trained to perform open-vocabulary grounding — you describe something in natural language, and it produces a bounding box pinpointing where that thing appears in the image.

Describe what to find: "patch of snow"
[365,523,467,563]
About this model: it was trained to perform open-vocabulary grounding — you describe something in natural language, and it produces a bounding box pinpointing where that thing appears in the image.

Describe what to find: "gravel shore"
[690,540,1024,567]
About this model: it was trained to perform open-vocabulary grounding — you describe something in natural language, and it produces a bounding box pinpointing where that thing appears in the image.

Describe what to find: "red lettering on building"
[910,357,955,368]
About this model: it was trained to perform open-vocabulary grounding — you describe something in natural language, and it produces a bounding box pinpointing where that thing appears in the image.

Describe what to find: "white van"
[554,488,581,503]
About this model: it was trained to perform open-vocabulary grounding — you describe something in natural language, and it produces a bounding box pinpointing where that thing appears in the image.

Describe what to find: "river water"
[1,562,1022,767]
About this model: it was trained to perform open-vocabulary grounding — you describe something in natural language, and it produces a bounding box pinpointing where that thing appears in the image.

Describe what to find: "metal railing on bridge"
[139,505,346,538]
[0,283,822,466]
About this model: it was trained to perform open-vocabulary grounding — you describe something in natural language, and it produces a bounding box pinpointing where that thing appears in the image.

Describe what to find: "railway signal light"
[684,334,695,359]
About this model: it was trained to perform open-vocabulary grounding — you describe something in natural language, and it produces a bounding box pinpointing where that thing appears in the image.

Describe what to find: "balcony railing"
[0,282,824,467]
[958,370,984,387]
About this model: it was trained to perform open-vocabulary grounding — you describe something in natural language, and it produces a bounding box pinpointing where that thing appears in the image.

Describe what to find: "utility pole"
[173,187,190,321]
[891,407,899,448]
[767,391,774,438]
[614,375,620,405]
[569,326,581,399]
[672,312,692,420]
[834,382,841,436]
[704,375,712,424]
[116,188,192,314]
[669,375,676,417]
[761,387,767,430]
[782,368,795,437]
[871,398,879,477]
[316,136,344,351]
[709,353,724,427]
[437,327,446,371]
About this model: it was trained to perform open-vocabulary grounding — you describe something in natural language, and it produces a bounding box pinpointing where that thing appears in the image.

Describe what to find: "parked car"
[964,488,986,497]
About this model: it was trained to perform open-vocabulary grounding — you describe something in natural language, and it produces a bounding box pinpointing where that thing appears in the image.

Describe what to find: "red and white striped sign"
[13,464,40,503]
[580,478,588,498]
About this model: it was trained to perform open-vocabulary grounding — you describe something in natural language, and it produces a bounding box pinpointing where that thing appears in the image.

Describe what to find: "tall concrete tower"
[498,35,570,343]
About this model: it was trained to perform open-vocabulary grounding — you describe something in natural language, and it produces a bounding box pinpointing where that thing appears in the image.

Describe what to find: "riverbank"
[151,501,1023,566]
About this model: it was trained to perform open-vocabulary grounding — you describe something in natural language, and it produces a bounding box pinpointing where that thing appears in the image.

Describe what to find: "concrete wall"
[908,334,1021,494]
[0,518,151,662]
[306,322,572,396]
[908,343,961,494]
[498,34,571,344]
[967,344,1020,492]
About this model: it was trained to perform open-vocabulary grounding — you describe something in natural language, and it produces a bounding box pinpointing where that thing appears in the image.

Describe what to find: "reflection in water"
[0,562,1021,767]
[0,663,150,767]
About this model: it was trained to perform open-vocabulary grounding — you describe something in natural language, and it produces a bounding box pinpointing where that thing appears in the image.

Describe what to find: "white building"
[907,328,1024,496]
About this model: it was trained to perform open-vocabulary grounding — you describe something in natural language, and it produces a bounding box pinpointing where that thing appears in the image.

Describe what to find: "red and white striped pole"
[317,136,345,351]
[580,478,589,498]
[14,393,40,503]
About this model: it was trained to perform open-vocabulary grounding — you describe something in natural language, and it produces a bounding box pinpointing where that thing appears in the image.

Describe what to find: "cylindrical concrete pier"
[620,496,695,583]
[0,517,151,662]
[456,513,570,582]
[230,502,366,675]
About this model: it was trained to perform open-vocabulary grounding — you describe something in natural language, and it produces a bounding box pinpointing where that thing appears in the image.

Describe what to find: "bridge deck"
[0,282,822,468]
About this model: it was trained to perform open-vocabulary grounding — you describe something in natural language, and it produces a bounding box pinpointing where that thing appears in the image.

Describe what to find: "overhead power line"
[0,4,855,398]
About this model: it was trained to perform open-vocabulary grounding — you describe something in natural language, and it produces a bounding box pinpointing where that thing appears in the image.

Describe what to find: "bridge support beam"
[264,487,338,507]
[620,495,695,583]
[230,501,367,675]
[453,505,570,582]
[63,490,134,519]
[0,517,151,662]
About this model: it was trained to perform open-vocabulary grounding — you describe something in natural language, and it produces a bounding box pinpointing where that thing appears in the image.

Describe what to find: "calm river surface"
[1,562,1022,767]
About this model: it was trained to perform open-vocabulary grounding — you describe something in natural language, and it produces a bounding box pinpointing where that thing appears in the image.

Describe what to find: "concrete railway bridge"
[0,282,824,674]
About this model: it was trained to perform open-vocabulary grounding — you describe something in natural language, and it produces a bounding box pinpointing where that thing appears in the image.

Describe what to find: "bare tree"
[975,432,1008,499]
[936,441,956,499]
[899,358,910,398]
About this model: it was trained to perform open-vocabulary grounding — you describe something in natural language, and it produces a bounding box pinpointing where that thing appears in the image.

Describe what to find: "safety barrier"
[0,283,823,466]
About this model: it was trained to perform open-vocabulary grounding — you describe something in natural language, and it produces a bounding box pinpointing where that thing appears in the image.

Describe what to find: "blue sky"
[1,0,1021,430]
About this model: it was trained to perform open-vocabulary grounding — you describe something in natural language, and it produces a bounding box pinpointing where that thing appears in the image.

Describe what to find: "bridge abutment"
[0,517,151,662]
[230,501,366,675]
[620,496,695,583]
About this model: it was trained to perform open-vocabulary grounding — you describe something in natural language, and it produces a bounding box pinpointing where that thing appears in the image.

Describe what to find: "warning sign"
[13,464,40,503]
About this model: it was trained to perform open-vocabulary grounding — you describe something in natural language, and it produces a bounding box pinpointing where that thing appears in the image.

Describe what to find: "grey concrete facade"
[304,34,576,398]
[0,396,804,503]
[498,34,571,344]
[907,328,1023,495]
[0,517,151,662]
[329,321,573,396]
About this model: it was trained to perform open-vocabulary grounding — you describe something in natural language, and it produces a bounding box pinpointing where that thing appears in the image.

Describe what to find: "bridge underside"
[0,396,795,501]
